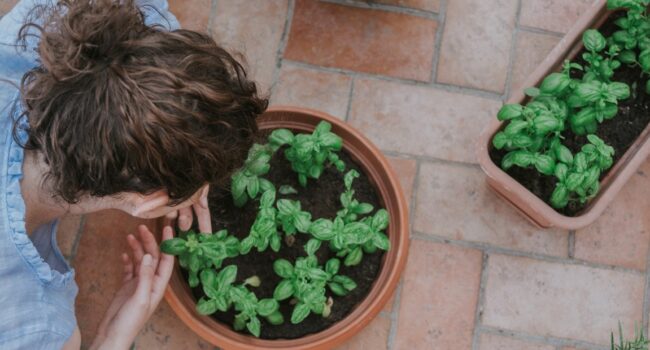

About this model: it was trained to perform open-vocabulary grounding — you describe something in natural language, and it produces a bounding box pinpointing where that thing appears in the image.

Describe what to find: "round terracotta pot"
[161,106,410,349]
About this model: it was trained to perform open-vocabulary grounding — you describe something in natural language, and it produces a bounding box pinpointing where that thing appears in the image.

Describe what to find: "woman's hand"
[89,225,175,350]
[165,184,212,233]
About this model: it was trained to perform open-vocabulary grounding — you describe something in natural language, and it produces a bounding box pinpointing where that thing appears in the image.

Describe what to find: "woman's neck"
[21,151,68,235]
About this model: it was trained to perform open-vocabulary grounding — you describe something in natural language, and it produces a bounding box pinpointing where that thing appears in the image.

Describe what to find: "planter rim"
[162,106,410,349]
[477,0,650,230]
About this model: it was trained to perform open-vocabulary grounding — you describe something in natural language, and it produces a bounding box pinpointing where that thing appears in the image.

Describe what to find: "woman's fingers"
[137,225,160,263]
[126,234,144,267]
[122,253,134,282]
[152,226,175,303]
[193,203,212,234]
[134,254,155,309]
[177,207,193,231]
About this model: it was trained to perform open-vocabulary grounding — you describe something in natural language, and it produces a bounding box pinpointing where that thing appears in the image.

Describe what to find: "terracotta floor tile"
[520,0,596,34]
[284,0,437,81]
[348,78,501,163]
[0,0,18,14]
[483,254,645,345]
[437,0,518,93]
[74,210,154,347]
[135,300,214,349]
[57,214,83,259]
[371,0,440,12]
[210,0,289,92]
[574,160,650,271]
[394,240,482,349]
[511,31,561,95]
[336,314,390,350]
[271,64,352,119]
[478,333,555,350]
[169,0,211,32]
[386,156,417,206]
[414,162,569,256]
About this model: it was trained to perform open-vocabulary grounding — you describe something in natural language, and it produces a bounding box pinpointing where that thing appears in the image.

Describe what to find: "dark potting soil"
[489,11,650,216]
[184,139,385,339]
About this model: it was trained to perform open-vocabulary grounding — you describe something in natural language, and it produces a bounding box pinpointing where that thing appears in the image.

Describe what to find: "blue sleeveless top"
[0,1,179,348]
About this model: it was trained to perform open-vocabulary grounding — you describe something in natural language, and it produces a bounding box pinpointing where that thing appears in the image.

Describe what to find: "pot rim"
[477,0,650,230]
[161,106,410,349]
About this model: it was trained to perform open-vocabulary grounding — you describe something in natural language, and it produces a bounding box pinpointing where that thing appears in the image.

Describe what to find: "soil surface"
[490,12,650,216]
[184,139,386,339]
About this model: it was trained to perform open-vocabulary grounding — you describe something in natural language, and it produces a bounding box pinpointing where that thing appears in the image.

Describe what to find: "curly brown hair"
[14,0,267,205]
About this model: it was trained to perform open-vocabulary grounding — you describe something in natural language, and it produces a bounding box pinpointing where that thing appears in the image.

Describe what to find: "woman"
[0,0,267,348]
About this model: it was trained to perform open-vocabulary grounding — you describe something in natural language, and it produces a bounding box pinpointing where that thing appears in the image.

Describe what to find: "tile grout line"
[69,215,87,264]
[207,0,218,35]
[386,280,403,350]
[382,149,481,170]
[471,252,490,350]
[479,325,608,350]
[642,238,650,332]
[517,24,565,39]
[269,0,296,98]
[568,230,576,259]
[344,78,355,122]
[411,231,647,276]
[429,0,448,83]
[320,0,439,20]
[281,59,504,101]
[502,0,523,101]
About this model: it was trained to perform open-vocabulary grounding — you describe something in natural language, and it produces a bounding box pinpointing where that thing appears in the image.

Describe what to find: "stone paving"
[2,0,649,349]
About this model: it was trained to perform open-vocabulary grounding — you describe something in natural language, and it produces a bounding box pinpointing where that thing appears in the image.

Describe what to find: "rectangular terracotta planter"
[477,0,650,230]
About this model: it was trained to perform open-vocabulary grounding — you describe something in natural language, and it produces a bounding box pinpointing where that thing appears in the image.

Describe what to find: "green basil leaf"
[246,177,260,199]
[259,189,276,209]
[373,232,391,251]
[639,49,650,72]
[291,303,311,324]
[325,258,341,275]
[270,234,281,252]
[277,199,296,216]
[239,236,255,255]
[607,82,631,99]
[353,202,374,215]
[269,128,295,146]
[319,133,343,149]
[524,87,540,97]
[554,163,569,182]
[160,238,187,255]
[273,280,295,301]
[575,81,602,102]
[231,172,247,200]
[344,170,359,189]
[196,298,218,315]
[233,314,246,331]
[534,154,556,176]
[504,119,529,135]
[550,184,569,209]
[566,172,586,191]
[333,275,358,291]
[344,247,364,266]
[497,104,523,121]
[266,311,284,325]
[217,265,238,288]
[294,212,312,233]
[246,316,261,338]
[571,107,597,128]
[257,298,279,317]
[215,295,230,312]
[305,238,322,256]
[533,114,562,135]
[619,50,637,64]
[309,164,324,179]
[492,132,509,149]
[540,73,571,95]
[555,144,574,165]
[259,178,275,193]
[328,282,347,296]
[583,29,607,52]
[309,219,335,240]
[371,209,389,231]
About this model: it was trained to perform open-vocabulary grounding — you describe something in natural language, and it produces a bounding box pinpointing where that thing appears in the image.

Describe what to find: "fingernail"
[179,215,188,226]
[143,254,153,266]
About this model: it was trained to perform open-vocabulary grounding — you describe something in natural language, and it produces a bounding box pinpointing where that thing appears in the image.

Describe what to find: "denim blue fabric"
[0,1,179,348]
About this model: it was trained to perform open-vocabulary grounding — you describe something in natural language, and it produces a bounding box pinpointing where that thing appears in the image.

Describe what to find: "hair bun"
[23,0,147,80]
